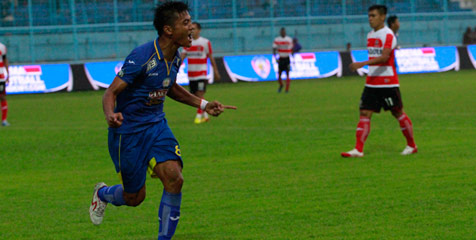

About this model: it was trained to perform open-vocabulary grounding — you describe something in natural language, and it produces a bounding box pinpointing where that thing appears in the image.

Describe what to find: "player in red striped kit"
[181,22,221,124]
[0,42,10,126]
[341,5,417,157]
[273,27,293,93]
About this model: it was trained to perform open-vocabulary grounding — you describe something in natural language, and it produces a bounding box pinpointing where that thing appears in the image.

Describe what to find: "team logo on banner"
[251,56,271,79]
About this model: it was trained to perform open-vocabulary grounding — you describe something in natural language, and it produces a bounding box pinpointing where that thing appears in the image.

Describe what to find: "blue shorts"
[108,119,182,193]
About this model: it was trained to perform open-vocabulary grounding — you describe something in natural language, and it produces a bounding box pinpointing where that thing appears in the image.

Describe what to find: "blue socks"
[158,190,182,240]
[98,184,126,206]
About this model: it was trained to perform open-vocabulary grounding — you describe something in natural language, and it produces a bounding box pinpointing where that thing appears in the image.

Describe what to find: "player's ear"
[163,25,173,36]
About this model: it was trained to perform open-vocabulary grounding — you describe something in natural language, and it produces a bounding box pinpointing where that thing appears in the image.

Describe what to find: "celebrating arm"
[167,82,236,116]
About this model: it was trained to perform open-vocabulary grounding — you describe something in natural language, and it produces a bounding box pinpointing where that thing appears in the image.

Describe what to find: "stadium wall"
[1,15,476,64]
[5,45,475,95]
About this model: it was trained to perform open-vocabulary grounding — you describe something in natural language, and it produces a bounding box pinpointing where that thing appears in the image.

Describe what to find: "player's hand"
[205,101,236,116]
[349,62,363,72]
[106,112,124,128]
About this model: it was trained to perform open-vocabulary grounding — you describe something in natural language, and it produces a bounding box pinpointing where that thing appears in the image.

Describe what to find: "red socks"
[1,100,7,121]
[353,113,415,153]
[398,113,416,148]
[285,76,290,92]
[197,108,203,114]
[355,116,370,152]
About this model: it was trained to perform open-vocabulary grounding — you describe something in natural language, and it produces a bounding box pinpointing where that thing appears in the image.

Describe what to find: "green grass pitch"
[1,70,475,239]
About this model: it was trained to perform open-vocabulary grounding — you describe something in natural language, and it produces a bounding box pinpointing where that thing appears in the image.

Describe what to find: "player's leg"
[355,110,372,151]
[277,58,284,92]
[98,184,145,207]
[90,130,149,225]
[189,81,203,123]
[391,109,417,155]
[386,88,417,155]
[342,87,379,157]
[342,109,373,158]
[195,80,209,122]
[284,58,291,93]
[285,69,290,93]
[0,83,9,126]
[277,70,284,93]
[150,119,184,240]
[154,161,183,240]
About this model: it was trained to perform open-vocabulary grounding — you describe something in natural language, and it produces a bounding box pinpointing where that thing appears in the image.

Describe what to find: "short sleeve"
[272,38,277,48]
[117,50,143,84]
[0,44,6,56]
[384,34,395,49]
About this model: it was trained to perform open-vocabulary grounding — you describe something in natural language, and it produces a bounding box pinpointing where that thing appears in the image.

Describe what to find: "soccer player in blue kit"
[89,2,236,239]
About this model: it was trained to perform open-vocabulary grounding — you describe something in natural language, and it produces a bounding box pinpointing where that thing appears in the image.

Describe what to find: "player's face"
[368,10,385,29]
[280,29,286,37]
[172,11,193,48]
[191,23,201,39]
[392,19,400,32]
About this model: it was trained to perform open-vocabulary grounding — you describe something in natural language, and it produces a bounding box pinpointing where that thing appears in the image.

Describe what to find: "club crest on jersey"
[163,78,171,87]
[251,56,271,79]
[147,59,157,72]
[374,39,380,47]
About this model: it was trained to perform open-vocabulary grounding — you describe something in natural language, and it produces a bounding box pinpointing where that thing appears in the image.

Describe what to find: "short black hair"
[368,5,387,16]
[153,1,189,35]
[387,15,398,27]
[192,21,201,30]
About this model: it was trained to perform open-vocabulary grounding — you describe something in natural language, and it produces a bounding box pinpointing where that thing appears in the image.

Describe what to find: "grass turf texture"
[0,70,475,239]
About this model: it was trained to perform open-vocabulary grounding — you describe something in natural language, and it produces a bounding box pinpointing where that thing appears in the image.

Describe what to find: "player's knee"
[171,174,184,189]
[391,109,403,118]
[164,174,184,192]
[360,110,372,118]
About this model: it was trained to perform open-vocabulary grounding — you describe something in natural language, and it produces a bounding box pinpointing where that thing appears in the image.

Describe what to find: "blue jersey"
[112,38,182,134]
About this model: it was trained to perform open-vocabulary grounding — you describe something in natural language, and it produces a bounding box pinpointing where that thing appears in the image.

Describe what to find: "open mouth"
[188,33,192,42]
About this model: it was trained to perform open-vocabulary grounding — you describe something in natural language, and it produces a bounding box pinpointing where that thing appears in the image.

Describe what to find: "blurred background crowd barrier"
[0,0,475,64]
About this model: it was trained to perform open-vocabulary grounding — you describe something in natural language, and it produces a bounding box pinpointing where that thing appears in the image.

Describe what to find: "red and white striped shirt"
[0,42,7,82]
[183,37,212,81]
[366,26,398,88]
[273,36,293,58]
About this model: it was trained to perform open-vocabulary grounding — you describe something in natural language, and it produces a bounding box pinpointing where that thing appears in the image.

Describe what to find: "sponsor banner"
[84,61,122,89]
[351,46,459,75]
[223,52,342,82]
[467,45,476,69]
[6,64,72,94]
[84,59,213,89]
